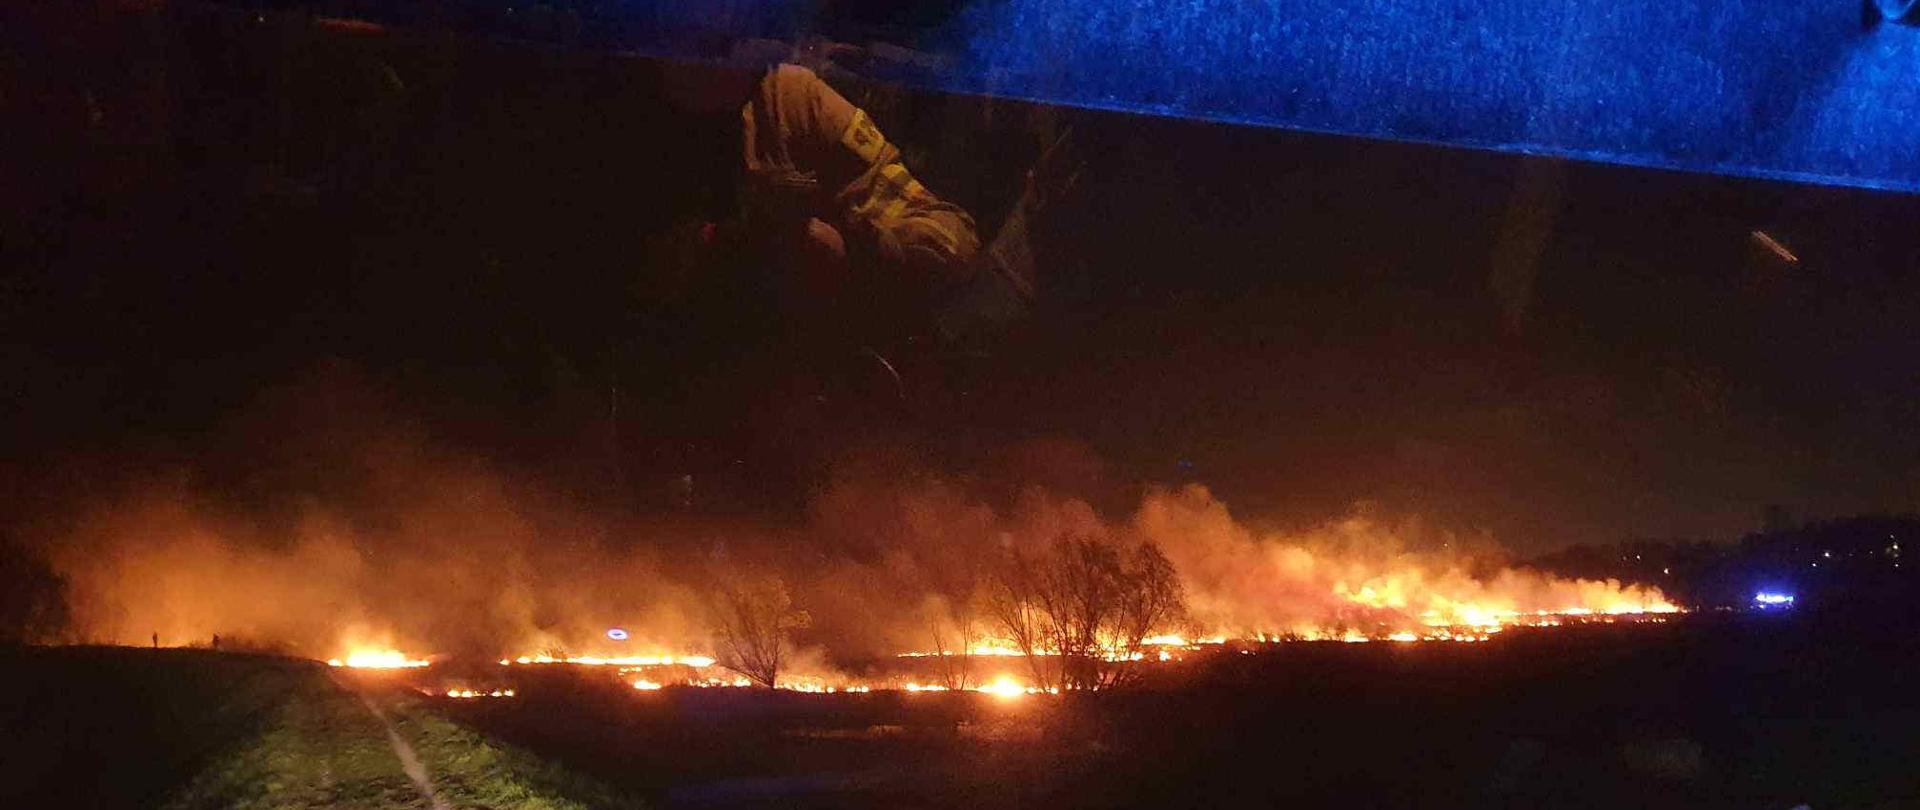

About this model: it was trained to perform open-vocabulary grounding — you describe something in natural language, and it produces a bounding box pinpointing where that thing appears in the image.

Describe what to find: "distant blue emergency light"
[606,628,630,641]
[1753,591,1796,608]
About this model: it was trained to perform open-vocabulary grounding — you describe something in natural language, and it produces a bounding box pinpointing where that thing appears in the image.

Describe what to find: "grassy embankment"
[0,646,642,809]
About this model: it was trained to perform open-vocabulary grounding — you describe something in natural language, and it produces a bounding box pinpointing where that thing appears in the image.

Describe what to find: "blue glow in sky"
[936,0,1920,192]
[606,627,630,640]
[629,0,1920,192]
[1753,592,1796,607]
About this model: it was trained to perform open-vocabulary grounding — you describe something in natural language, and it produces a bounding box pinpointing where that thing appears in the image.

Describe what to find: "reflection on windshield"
[3,6,1919,810]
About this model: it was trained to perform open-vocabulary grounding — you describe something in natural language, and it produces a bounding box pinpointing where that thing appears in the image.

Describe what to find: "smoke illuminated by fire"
[29,395,1679,684]
[1132,485,1677,640]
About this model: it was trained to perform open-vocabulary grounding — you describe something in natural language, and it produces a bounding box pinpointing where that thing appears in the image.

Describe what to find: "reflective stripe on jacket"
[740,65,980,286]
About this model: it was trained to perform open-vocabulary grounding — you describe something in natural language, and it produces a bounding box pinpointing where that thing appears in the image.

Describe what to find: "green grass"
[153,662,645,810]
[165,674,426,810]
[393,701,647,810]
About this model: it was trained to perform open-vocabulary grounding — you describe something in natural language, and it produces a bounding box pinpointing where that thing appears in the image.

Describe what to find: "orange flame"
[327,648,431,669]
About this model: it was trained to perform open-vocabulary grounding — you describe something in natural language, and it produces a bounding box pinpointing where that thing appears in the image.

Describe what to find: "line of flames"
[332,606,1682,701]
[430,676,1046,700]
[441,687,516,699]
[330,606,1682,673]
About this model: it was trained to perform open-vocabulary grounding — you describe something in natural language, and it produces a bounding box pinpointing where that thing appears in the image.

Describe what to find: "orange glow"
[895,677,1052,696]
[896,644,1027,658]
[505,653,716,668]
[981,676,1028,699]
[327,648,430,669]
[444,688,515,699]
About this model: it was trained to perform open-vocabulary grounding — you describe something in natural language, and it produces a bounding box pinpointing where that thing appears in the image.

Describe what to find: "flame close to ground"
[501,654,717,668]
[43,429,1682,684]
[327,648,431,669]
[443,688,515,699]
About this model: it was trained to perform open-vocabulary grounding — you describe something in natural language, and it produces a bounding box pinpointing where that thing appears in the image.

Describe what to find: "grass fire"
[38,434,1677,693]
[10,7,1919,806]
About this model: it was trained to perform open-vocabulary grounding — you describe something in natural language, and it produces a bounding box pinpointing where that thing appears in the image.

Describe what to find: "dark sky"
[953,116,1920,549]
[4,14,1918,553]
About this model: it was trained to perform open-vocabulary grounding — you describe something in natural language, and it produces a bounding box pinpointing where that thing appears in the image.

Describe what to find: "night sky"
[4,12,1918,553]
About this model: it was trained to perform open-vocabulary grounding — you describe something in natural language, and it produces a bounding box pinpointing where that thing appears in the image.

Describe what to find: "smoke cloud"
[27,370,1670,664]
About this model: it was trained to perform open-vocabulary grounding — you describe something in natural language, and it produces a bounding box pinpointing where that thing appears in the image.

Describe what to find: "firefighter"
[654,57,981,347]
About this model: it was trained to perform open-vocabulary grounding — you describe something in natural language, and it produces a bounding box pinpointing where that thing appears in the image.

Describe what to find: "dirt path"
[350,687,452,810]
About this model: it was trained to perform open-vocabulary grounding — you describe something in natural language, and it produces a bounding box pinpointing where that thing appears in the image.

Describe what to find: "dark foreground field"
[6,614,1920,809]
[430,614,1920,810]
[0,645,642,809]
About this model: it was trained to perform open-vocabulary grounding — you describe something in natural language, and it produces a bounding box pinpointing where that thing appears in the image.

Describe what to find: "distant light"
[1753,592,1795,607]
[606,628,629,641]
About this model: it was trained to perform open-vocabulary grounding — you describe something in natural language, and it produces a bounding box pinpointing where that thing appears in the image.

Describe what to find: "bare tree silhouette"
[709,573,809,688]
[987,534,1185,690]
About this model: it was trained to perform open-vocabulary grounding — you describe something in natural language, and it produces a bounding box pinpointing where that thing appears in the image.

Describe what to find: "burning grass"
[328,648,431,669]
[36,426,1681,695]
[28,616,1915,810]
[414,616,1920,810]
[345,610,1680,713]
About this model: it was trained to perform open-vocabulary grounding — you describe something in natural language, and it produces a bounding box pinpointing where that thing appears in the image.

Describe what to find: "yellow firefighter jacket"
[739,64,980,288]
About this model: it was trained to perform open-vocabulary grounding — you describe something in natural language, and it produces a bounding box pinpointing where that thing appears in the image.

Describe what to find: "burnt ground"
[3,614,1919,808]
[423,613,1920,810]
